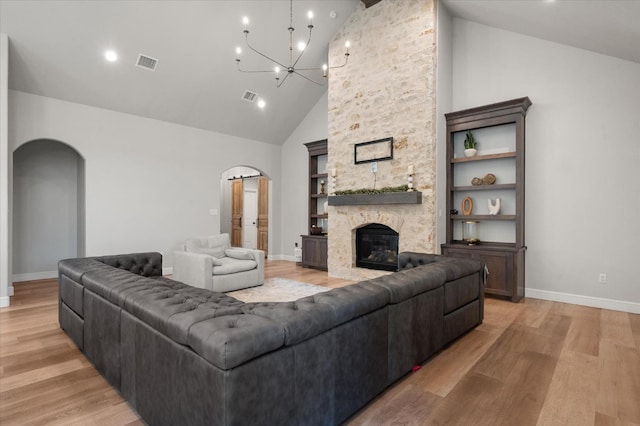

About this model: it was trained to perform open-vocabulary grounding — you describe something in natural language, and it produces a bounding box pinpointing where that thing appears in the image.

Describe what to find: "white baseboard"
[526,288,640,314]
[267,254,297,262]
[162,267,173,276]
[0,296,9,308]
[8,285,13,296]
[12,270,57,282]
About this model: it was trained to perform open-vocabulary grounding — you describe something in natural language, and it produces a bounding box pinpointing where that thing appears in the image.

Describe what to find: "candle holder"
[320,180,325,194]
[407,165,415,192]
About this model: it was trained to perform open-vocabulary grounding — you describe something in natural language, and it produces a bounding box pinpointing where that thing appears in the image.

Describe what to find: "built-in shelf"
[311,193,328,199]
[451,152,516,163]
[450,214,516,221]
[453,184,516,191]
[328,191,422,206]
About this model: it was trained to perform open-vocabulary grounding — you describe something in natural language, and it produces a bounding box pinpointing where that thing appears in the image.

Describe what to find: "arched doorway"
[12,139,85,280]
[220,166,269,257]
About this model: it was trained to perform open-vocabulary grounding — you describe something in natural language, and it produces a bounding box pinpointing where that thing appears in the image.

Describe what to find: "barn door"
[231,179,243,247]
[257,176,269,256]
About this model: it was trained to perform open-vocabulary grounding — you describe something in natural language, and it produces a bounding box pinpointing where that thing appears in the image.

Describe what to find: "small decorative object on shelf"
[461,196,473,215]
[464,130,477,157]
[320,180,325,194]
[488,198,501,215]
[310,225,323,235]
[482,173,496,184]
[471,177,483,186]
[450,209,459,215]
[462,221,479,245]
[407,164,414,192]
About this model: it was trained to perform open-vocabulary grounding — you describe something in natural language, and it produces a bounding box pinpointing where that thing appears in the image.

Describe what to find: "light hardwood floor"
[1,260,639,425]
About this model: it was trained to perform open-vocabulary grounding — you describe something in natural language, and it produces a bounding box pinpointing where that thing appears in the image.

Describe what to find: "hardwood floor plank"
[557,303,602,356]
[494,351,557,426]
[626,312,640,351]
[600,310,635,349]
[419,372,503,426]
[536,349,600,426]
[596,341,640,424]
[1,261,638,425]
[348,383,441,426]
[407,327,501,397]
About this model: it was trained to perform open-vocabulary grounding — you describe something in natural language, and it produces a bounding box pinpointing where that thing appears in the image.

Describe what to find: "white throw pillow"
[224,248,255,261]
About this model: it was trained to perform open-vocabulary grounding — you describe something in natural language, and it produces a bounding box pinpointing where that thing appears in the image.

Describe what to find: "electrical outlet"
[371,162,377,173]
[598,273,607,284]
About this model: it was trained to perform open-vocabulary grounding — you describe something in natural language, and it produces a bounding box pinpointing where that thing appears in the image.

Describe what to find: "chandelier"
[235,0,351,88]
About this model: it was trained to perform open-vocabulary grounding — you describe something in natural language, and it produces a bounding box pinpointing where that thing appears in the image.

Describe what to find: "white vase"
[464,148,477,157]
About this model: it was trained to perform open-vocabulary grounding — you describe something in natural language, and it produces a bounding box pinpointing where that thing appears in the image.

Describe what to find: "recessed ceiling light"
[104,50,118,62]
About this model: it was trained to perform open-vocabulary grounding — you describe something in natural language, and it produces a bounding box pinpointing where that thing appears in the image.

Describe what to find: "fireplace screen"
[355,224,399,271]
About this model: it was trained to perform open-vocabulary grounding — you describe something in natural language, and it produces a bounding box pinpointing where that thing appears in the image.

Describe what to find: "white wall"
[13,140,82,278]
[436,2,453,252]
[8,90,282,273]
[451,19,640,309]
[279,91,329,260]
[0,33,10,307]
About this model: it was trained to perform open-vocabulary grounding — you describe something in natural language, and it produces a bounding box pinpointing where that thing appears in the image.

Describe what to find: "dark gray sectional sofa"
[58,251,484,426]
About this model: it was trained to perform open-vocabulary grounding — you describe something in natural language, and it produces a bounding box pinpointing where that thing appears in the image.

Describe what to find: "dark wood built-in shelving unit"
[301,140,328,270]
[441,97,531,302]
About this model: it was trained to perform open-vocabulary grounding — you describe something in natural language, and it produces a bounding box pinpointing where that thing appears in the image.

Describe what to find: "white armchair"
[172,234,264,292]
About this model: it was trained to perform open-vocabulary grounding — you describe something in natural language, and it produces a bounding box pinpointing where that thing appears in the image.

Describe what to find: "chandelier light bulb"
[345,41,351,50]
[322,63,328,78]
[274,66,281,73]
[242,16,249,30]
[297,41,306,52]
[257,99,266,109]
[308,11,313,25]
[235,47,242,56]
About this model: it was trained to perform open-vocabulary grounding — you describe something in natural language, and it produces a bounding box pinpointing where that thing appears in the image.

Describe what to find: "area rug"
[226,277,330,303]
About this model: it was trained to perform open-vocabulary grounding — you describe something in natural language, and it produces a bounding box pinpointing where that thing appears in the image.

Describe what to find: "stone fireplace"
[326,0,437,281]
[355,223,399,271]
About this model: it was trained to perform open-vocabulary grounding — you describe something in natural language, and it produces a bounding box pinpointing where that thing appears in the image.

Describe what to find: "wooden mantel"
[328,191,422,206]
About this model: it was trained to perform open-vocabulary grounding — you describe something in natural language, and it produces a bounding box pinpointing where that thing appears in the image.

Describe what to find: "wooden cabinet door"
[231,179,243,247]
[301,236,328,270]
[442,246,519,300]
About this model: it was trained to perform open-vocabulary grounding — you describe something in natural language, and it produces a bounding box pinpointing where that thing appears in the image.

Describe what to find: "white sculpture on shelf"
[488,198,501,215]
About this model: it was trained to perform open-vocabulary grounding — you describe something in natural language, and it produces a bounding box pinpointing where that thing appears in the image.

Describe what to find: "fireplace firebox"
[355,224,399,271]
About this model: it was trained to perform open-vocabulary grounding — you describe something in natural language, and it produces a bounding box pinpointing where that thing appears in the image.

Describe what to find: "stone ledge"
[328,192,422,206]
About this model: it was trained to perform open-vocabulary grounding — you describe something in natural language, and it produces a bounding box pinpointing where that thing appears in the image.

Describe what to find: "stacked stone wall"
[327,0,437,280]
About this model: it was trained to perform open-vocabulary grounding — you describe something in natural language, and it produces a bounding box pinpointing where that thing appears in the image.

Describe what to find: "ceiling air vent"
[136,54,158,71]
[241,90,258,103]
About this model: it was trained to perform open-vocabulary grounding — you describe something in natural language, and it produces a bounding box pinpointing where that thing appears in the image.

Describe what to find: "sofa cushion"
[185,234,231,258]
[225,248,256,260]
[213,257,257,275]
[188,314,285,370]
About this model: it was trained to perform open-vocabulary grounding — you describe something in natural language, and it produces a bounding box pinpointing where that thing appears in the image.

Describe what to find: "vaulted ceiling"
[1,1,638,145]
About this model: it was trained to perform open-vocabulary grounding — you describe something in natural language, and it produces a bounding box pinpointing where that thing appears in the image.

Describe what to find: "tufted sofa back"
[96,252,163,277]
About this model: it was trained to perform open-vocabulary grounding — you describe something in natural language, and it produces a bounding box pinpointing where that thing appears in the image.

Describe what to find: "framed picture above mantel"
[354,137,393,164]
